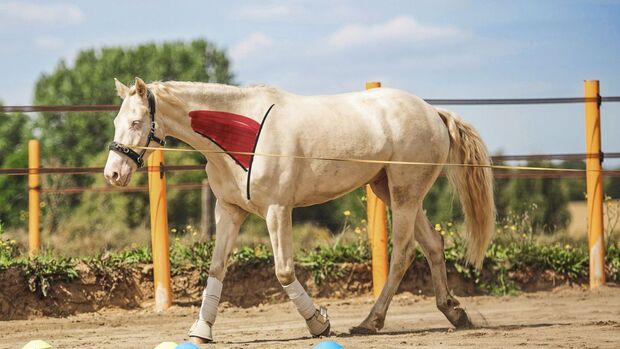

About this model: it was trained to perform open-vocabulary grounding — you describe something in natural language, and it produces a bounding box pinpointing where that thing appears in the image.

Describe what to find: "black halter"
[108,89,166,168]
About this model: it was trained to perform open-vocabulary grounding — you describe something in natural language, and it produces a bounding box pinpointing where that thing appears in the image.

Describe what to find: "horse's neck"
[155,83,253,175]
[176,83,248,112]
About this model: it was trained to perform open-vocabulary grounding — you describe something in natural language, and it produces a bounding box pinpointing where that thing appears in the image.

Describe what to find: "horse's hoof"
[307,306,330,337]
[189,336,211,345]
[349,325,378,335]
[451,308,473,329]
[316,322,331,337]
[188,320,213,343]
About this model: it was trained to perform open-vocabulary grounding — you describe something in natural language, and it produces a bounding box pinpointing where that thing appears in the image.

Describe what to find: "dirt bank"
[1,259,586,321]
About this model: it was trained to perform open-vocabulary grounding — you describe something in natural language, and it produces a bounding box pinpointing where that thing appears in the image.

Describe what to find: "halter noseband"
[108,89,166,168]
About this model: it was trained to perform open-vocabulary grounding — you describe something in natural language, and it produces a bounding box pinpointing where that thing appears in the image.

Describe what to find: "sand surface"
[2,286,619,348]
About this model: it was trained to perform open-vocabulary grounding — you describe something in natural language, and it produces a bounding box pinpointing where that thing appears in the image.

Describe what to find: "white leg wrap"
[198,276,223,325]
[283,279,316,319]
[283,279,330,336]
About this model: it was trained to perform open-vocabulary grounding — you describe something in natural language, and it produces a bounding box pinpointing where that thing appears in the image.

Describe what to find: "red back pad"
[188,110,261,169]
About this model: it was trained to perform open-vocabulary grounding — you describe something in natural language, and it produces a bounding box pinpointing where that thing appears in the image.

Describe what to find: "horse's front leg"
[189,201,248,344]
[266,204,331,337]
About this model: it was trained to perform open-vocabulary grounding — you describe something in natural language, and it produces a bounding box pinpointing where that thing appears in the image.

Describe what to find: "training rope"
[127,145,593,173]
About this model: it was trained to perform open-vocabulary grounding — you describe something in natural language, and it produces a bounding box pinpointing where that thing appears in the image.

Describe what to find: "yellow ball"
[153,342,178,349]
[22,340,52,349]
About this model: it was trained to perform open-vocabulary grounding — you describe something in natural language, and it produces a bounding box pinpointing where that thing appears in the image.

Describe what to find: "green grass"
[1,217,619,298]
[298,239,371,284]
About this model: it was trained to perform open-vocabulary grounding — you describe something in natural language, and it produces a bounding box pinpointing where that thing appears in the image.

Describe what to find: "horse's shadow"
[221,322,572,345]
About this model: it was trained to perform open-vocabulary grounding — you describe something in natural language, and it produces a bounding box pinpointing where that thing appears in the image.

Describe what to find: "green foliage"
[0,221,20,268]
[22,254,78,297]
[298,239,370,284]
[293,188,367,232]
[170,237,214,283]
[424,177,462,223]
[425,160,574,233]
[606,243,620,282]
[86,246,152,276]
[0,106,32,228]
[232,244,273,267]
[497,161,572,233]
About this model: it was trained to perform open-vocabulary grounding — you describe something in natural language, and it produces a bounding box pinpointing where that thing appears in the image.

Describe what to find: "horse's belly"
[292,160,381,206]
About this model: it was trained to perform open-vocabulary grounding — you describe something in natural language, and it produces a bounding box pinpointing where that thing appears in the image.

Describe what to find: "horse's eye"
[131,120,141,129]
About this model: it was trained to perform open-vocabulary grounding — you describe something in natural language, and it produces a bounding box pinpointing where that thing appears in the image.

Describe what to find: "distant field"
[567,200,619,239]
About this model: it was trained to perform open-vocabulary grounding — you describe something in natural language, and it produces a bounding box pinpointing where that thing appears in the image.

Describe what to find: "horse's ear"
[114,78,129,99]
[134,77,147,98]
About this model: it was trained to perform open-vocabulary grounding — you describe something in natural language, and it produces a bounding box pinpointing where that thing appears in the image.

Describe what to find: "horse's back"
[247,87,450,206]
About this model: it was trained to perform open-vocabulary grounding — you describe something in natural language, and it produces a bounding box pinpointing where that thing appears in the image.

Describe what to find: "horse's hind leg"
[265,204,330,337]
[415,210,472,328]
[351,184,421,334]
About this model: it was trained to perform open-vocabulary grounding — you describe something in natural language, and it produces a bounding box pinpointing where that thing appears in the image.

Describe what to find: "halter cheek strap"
[108,89,166,168]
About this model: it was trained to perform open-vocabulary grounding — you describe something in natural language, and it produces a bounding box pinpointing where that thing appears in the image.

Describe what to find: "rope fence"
[2,95,620,113]
[0,152,619,178]
[1,96,619,196]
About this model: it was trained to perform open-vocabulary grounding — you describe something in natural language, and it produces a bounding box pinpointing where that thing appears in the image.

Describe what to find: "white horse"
[104,78,495,343]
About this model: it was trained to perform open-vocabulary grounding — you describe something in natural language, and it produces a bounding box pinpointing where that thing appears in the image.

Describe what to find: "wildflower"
[440,231,446,236]
[510,225,517,231]
[564,244,571,249]
[447,222,453,227]
[186,224,192,230]
[171,228,177,233]
[343,210,351,217]
[192,232,197,237]
[361,219,367,224]
[434,223,441,231]
[10,240,16,245]
[522,234,527,239]
[354,227,362,234]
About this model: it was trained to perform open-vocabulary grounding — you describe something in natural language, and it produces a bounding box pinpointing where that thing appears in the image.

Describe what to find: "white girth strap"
[199,276,223,325]
[282,279,316,319]
[283,279,330,336]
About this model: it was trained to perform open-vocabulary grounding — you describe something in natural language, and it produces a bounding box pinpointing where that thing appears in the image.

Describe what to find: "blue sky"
[1,0,619,165]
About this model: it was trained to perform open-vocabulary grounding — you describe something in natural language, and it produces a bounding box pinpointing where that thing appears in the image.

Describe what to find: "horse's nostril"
[111,171,119,181]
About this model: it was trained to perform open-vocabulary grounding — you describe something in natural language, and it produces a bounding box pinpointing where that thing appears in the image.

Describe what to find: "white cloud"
[327,15,465,48]
[34,36,64,50]
[0,1,84,25]
[237,4,297,19]
[230,33,274,62]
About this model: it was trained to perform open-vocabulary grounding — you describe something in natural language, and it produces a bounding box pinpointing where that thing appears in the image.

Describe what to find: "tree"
[497,160,571,232]
[34,39,233,167]
[0,104,32,228]
[32,39,234,233]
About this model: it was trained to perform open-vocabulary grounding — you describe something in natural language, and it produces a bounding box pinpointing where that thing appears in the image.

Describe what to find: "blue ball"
[313,340,344,349]
[175,343,200,349]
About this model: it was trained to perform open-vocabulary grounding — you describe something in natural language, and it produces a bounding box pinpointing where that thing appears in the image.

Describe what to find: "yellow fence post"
[147,149,173,310]
[28,139,40,257]
[584,80,605,289]
[365,81,388,298]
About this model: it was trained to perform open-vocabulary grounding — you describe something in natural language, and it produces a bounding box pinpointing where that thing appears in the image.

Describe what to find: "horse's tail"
[436,107,495,269]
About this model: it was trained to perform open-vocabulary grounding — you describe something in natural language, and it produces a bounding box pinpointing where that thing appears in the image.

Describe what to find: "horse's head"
[104,77,165,186]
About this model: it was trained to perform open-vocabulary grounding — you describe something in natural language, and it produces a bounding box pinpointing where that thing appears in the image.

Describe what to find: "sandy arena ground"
[2,286,619,349]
